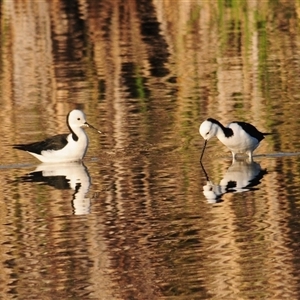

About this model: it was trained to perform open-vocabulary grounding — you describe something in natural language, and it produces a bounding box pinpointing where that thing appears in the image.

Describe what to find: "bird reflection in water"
[200,159,267,203]
[18,162,92,215]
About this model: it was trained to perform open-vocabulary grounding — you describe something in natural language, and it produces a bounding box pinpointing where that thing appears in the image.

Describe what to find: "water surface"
[1,1,300,299]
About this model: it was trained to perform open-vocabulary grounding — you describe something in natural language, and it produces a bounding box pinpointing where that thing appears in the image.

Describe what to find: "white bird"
[199,118,271,161]
[13,109,101,163]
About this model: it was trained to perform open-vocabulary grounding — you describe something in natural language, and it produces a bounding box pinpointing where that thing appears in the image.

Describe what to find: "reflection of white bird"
[199,118,271,161]
[20,162,92,215]
[203,182,223,204]
[13,110,101,163]
[220,160,266,192]
[202,160,267,203]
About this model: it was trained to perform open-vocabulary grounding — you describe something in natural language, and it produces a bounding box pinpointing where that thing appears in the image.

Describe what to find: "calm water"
[1,1,300,299]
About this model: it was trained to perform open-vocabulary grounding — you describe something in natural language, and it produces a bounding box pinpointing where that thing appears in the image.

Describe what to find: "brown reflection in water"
[99,149,207,299]
[199,156,299,299]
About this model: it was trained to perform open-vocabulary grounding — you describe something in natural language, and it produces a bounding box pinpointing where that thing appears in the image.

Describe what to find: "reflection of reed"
[200,157,297,298]
[204,207,241,298]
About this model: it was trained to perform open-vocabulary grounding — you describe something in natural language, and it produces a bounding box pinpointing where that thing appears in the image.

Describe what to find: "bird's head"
[199,119,218,140]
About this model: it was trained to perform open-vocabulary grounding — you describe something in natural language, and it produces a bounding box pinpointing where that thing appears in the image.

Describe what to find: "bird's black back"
[233,121,270,142]
[13,134,69,155]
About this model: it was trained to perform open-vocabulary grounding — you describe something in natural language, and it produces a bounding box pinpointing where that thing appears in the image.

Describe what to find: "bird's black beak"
[200,140,207,162]
[84,122,102,134]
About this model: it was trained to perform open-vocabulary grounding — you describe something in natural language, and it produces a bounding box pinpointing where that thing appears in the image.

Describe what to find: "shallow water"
[2,1,300,299]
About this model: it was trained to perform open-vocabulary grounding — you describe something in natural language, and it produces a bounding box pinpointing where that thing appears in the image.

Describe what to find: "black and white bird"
[199,118,271,161]
[13,109,101,163]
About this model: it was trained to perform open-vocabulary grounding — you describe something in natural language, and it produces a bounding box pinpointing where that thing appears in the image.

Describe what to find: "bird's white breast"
[36,131,89,163]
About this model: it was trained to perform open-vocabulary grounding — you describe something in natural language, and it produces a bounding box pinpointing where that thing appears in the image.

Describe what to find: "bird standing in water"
[199,118,271,161]
[13,109,101,163]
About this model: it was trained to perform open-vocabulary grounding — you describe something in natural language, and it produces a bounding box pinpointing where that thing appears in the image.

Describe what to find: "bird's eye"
[206,131,209,135]
[77,118,81,120]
